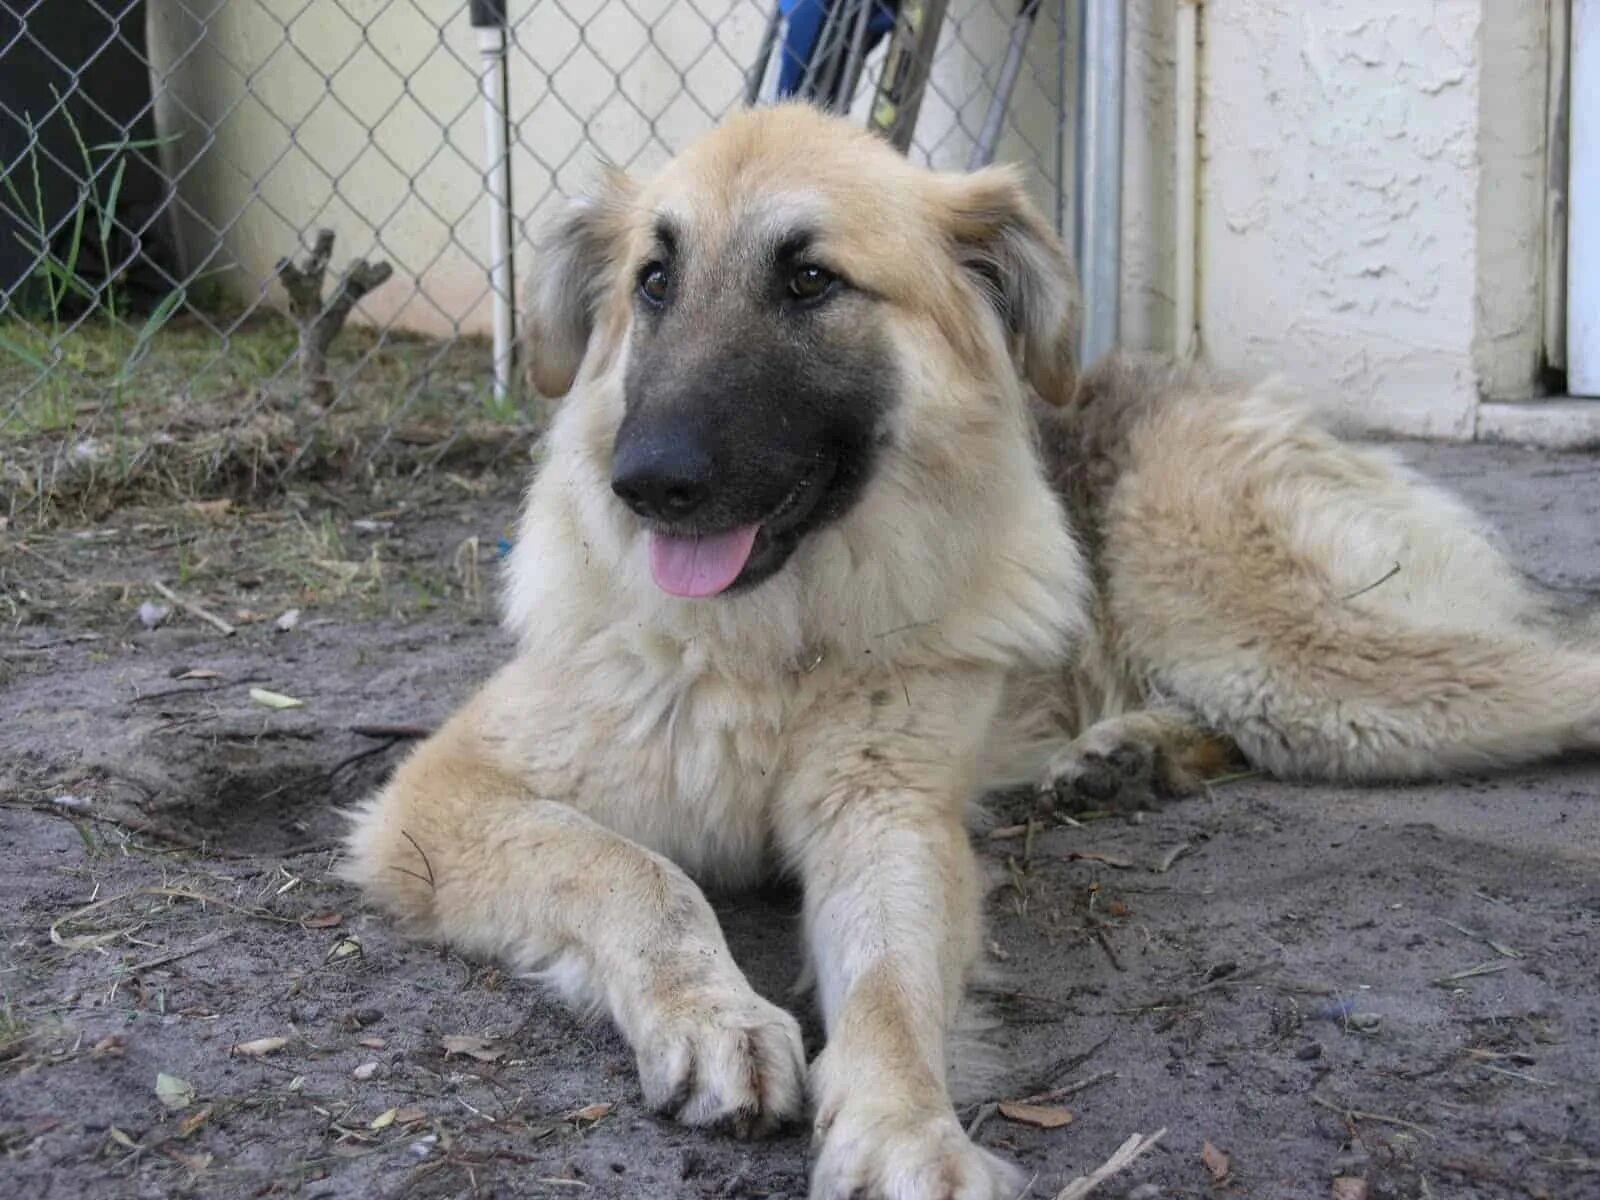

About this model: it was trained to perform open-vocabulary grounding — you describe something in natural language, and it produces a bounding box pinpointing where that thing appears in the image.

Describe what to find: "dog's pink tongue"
[649,525,760,598]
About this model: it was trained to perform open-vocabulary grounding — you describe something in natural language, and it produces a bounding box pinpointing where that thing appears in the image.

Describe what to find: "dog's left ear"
[938,165,1082,404]
[522,165,638,400]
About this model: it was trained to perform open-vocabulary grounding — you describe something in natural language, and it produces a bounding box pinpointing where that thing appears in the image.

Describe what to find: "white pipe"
[1174,0,1199,361]
[1544,0,1570,372]
[1571,0,1599,395]
[1074,0,1125,369]
[478,24,514,406]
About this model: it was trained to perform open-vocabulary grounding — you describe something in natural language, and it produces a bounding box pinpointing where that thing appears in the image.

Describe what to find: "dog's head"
[522,103,1080,601]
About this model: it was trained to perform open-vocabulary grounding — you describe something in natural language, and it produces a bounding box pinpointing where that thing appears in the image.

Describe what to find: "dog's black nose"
[611,434,715,522]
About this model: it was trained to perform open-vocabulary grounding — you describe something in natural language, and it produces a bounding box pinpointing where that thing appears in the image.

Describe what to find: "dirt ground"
[3,437,1599,1200]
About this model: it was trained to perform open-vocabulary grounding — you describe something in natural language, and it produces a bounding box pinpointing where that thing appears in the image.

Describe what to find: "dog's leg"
[1038,706,1244,814]
[339,731,806,1137]
[779,728,1026,1199]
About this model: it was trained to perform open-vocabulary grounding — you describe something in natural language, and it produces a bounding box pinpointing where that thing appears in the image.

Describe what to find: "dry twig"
[150,580,236,637]
[1310,1092,1435,1139]
[1054,1128,1168,1199]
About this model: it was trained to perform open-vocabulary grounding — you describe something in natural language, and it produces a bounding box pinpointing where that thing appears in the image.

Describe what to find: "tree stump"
[275,229,394,405]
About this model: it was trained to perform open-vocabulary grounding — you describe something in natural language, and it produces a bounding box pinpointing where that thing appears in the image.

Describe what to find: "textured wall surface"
[1195,0,1547,437]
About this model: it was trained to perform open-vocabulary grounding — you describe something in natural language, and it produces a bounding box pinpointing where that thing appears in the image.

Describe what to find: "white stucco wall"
[147,0,1553,437]
[1192,0,1549,437]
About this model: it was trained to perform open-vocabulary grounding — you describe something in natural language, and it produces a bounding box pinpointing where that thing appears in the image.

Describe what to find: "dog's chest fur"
[488,622,844,888]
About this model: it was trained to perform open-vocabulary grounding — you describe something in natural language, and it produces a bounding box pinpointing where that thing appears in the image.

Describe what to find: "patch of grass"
[2,312,547,525]
[3,480,510,635]
[2,91,189,441]
[0,999,32,1067]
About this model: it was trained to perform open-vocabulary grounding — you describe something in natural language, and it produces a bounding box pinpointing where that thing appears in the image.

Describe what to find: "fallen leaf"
[250,687,304,710]
[564,1102,615,1123]
[370,1107,398,1131]
[1201,1139,1231,1184]
[234,609,268,623]
[1155,841,1195,873]
[302,910,343,929]
[156,1072,196,1111]
[988,824,1028,841]
[168,1149,213,1174]
[185,498,232,519]
[232,1036,287,1057]
[358,1036,386,1049]
[325,936,363,963]
[177,1107,212,1138]
[50,921,135,951]
[1107,900,1132,917]
[1331,1178,1369,1200]
[394,1106,428,1126]
[108,1126,139,1149]
[175,668,222,681]
[997,1101,1074,1129]
[441,1033,507,1063]
[92,1035,126,1057]
[1068,851,1135,869]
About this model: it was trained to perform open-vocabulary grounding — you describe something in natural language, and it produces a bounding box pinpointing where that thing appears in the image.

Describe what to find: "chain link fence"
[1,0,1079,518]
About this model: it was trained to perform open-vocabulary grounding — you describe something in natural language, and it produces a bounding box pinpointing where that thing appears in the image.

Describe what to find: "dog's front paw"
[634,982,807,1139]
[809,1103,1026,1200]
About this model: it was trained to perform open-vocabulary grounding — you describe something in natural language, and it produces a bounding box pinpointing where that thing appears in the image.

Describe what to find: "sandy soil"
[2,439,1598,1200]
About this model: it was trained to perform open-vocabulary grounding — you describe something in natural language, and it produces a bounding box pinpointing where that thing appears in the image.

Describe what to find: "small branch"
[275,228,394,403]
[150,580,236,637]
[1015,1069,1119,1106]
[1339,562,1401,602]
[325,738,408,781]
[1054,1128,1168,1199]
[1309,1092,1435,1139]
[126,929,229,974]
[350,723,433,740]
[399,828,436,892]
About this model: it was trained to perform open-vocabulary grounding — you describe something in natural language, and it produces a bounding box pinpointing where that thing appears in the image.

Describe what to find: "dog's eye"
[638,263,670,306]
[787,264,836,303]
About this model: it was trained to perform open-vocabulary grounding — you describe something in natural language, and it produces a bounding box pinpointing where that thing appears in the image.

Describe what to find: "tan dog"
[339,103,1600,1199]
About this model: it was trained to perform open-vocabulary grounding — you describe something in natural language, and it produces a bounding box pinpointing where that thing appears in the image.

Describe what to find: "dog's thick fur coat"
[339,105,1600,1199]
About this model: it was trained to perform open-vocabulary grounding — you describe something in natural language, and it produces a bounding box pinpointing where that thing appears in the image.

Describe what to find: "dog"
[338,102,1600,1199]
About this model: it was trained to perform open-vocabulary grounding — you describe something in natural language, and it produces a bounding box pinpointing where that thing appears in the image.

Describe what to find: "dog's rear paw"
[809,1104,1025,1200]
[635,983,807,1139]
[1037,723,1197,816]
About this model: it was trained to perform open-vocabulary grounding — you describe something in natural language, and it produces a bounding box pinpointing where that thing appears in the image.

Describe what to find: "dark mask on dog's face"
[610,217,896,598]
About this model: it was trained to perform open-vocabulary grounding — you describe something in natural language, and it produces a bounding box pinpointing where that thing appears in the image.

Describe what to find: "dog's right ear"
[523,166,638,400]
